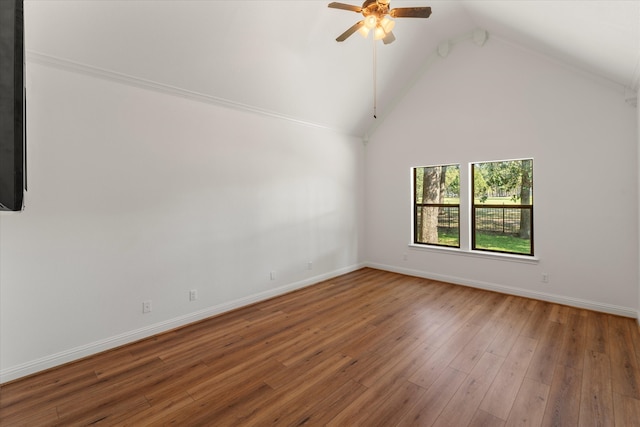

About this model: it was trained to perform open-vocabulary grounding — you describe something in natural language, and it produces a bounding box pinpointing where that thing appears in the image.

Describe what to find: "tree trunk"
[519,160,532,239]
[421,166,441,244]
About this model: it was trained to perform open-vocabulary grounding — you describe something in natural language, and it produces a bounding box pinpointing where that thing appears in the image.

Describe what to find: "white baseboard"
[366,262,638,319]
[0,263,366,384]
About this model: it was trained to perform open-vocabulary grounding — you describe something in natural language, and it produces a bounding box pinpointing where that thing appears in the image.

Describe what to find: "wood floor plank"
[140,360,210,406]
[154,326,246,365]
[449,317,504,374]
[525,320,564,385]
[359,380,427,426]
[156,380,274,425]
[557,312,587,370]
[409,291,488,378]
[271,344,370,423]
[396,367,468,427]
[235,353,354,425]
[408,321,482,389]
[541,364,582,427]
[548,304,566,324]
[272,326,325,365]
[58,395,151,426]
[337,350,386,385]
[186,354,284,402]
[2,268,639,427]
[0,369,99,421]
[432,352,505,427]
[263,347,345,390]
[579,349,614,426]
[268,378,367,426]
[520,302,555,339]
[367,322,421,358]
[52,357,163,416]
[469,409,507,427]
[0,404,59,427]
[467,291,513,327]
[423,296,485,349]
[505,377,550,427]
[585,310,610,354]
[121,392,195,427]
[486,297,532,358]
[326,341,434,426]
[629,320,640,373]
[479,335,538,420]
[612,392,640,426]
[198,317,307,372]
[608,315,640,399]
[355,340,434,389]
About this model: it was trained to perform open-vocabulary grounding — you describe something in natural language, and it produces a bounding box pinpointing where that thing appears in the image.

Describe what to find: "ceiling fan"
[328,0,432,44]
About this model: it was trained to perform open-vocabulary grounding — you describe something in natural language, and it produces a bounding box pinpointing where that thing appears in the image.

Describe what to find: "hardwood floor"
[2,268,640,426]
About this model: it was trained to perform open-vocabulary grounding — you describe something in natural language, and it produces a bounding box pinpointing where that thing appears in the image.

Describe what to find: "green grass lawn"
[438,229,459,247]
[437,229,530,254]
[474,232,531,254]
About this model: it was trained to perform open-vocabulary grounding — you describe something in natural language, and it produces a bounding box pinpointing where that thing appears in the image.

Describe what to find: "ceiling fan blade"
[328,2,362,12]
[336,21,364,42]
[390,7,432,18]
[382,31,396,44]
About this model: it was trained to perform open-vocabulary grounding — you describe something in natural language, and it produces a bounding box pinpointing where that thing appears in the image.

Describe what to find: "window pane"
[474,207,532,255]
[414,164,460,247]
[472,159,533,256]
[473,160,532,205]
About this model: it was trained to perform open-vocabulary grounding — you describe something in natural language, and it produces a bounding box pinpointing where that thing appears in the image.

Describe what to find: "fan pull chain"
[373,36,377,119]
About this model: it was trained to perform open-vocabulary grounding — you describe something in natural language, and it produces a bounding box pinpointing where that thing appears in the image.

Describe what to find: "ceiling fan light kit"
[328,0,432,44]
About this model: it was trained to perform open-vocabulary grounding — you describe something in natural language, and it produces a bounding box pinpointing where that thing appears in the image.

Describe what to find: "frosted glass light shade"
[374,26,386,40]
[380,17,395,33]
[364,15,377,29]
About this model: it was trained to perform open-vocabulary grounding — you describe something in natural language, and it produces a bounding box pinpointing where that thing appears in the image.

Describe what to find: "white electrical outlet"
[270,271,276,280]
[189,289,198,301]
[142,300,152,313]
[307,261,313,270]
[541,273,549,283]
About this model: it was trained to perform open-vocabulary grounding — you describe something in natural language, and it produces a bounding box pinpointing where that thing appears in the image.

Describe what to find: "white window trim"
[408,243,539,264]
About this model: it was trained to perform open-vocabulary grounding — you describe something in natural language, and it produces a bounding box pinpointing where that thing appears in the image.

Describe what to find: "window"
[472,159,533,256]
[413,164,460,247]
[412,159,534,257]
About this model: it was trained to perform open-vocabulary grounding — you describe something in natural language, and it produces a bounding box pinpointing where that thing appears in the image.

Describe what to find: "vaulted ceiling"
[25,0,640,138]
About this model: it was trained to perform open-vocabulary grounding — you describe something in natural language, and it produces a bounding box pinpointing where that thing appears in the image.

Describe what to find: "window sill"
[407,244,539,264]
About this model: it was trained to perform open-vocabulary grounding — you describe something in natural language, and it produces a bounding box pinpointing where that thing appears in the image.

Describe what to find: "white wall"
[0,61,365,382]
[365,37,639,315]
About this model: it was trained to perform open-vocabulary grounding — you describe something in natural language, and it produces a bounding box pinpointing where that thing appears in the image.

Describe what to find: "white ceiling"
[25,0,640,137]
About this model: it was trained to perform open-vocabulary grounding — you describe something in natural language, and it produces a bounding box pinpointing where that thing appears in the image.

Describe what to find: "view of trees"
[415,159,533,255]
[473,159,533,240]
[414,165,459,246]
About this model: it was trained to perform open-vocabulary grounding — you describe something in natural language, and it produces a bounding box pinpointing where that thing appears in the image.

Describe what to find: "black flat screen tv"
[0,0,25,211]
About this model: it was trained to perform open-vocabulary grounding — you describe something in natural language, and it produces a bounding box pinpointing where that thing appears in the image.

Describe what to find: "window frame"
[471,159,534,257]
[410,158,535,259]
[412,164,461,249]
